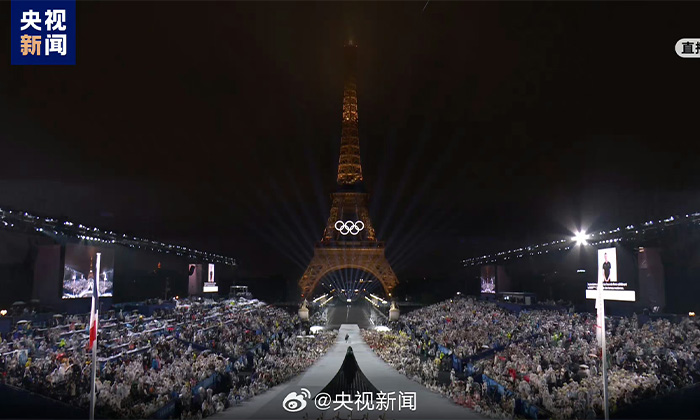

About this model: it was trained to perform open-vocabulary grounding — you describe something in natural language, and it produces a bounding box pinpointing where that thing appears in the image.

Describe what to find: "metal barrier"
[192,373,217,395]
[151,398,178,419]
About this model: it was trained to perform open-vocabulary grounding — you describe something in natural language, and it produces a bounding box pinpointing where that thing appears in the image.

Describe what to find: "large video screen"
[62,245,114,299]
[480,265,496,294]
[586,247,635,301]
[203,263,218,293]
[188,263,202,296]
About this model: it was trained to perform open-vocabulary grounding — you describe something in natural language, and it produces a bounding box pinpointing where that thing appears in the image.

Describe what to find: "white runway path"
[212,324,482,420]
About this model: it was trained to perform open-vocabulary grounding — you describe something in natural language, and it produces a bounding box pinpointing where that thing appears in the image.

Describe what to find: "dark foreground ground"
[612,382,700,419]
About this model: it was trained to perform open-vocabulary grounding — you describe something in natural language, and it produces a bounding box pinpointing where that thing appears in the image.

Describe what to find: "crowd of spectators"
[363,297,700,419]
[309,307,328,326]
[5,294,698,419]
[0,298,336,419]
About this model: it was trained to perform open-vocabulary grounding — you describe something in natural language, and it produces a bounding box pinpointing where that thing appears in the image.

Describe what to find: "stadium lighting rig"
[0,206,236,266]
[463,211,700,266]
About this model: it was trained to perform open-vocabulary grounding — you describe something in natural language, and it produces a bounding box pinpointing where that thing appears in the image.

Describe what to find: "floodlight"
[573,231,588,245]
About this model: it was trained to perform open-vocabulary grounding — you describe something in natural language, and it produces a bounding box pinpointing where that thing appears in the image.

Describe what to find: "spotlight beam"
[268,179,317,253]
[376,123,432,240]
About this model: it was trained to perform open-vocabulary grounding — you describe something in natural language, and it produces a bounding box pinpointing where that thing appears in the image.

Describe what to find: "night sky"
[2,2,700,287]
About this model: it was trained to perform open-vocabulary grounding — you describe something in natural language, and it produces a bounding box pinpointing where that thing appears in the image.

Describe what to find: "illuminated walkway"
[212,324,480,420]
[326,301,373,329]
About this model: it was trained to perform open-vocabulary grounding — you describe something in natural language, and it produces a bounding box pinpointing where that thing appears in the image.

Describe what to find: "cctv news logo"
[283,389,417,413]
[11,0,76,65]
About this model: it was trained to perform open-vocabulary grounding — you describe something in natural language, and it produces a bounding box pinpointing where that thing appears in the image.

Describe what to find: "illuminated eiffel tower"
[299,41,398,299]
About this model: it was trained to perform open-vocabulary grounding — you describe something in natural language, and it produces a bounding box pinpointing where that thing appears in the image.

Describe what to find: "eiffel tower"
[299,41,398,299]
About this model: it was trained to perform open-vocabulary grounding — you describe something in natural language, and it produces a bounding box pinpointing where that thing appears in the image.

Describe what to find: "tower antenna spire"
[337,42,363,186]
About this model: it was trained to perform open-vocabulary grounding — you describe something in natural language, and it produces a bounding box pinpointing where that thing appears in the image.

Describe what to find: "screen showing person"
[588,246,634,301]
[597,247,617,284]
[62,245,114,299]
[204,263,218,292]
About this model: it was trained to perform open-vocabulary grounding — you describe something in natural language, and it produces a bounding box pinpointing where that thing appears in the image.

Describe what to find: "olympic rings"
[334,220,365,236]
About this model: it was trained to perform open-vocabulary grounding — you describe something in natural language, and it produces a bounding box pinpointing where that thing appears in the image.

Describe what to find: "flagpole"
[597,270,609,420]
[602,314,609,420]
[90,252,101,420]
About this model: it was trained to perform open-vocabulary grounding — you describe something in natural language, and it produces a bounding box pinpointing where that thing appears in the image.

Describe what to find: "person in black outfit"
[602,253,612,282]
[345,333,349,343]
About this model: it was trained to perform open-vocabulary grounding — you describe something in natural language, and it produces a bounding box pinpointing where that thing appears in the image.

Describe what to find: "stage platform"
[326,302,373,329]
[211,324,480,420]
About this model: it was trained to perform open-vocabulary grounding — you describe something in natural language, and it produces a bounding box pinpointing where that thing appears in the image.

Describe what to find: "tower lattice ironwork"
[299,42,398,299]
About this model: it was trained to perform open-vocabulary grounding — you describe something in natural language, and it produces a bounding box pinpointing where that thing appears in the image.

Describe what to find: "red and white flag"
[87,254,100,351]
[88,293,98,351]
[88,252,101,420]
